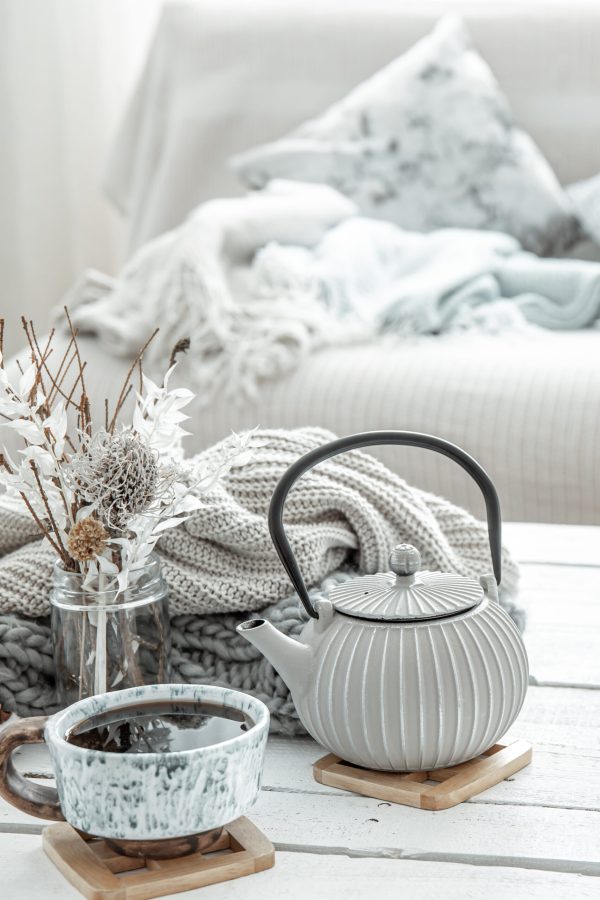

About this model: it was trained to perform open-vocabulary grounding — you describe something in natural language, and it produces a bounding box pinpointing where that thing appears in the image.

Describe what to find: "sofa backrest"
[105,0,600,252]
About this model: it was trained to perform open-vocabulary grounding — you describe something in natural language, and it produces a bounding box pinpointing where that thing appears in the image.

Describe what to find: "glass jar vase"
[50,556,171,707]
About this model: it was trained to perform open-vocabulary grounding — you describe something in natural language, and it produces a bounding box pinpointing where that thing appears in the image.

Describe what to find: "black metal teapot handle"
[268,431,502,619]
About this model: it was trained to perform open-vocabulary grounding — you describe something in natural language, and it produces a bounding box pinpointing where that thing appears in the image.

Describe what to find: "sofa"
[9,1,600,524]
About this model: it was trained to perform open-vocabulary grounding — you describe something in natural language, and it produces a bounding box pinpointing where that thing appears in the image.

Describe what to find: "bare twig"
[31,348,79,409]
[65,361,87,407]
[45,334,77,404]
[28,460,71,565]
[63,307,92,437]
[20,318,41,405]
[50,348,80,402]
[108,329,159,434]
[0,454,68,563]
[63,307,87,395]
[22,492,68,562]
[29,321,56,418]
[23,326,79,453]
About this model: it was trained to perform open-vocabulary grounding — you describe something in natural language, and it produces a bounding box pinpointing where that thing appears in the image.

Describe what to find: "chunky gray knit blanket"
[0,427,522,730]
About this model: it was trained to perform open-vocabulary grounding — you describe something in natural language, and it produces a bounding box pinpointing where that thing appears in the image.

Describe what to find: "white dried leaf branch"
[0,318,254,594]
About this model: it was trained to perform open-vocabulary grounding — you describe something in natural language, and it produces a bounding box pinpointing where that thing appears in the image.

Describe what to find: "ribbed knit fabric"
[0,575,526,728]
[0,427,522,725]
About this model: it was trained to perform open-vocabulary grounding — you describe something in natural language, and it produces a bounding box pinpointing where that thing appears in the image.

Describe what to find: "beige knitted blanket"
[0,427,518,619]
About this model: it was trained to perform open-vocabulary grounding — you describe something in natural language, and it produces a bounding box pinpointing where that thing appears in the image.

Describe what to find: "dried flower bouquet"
[0,315,250,700]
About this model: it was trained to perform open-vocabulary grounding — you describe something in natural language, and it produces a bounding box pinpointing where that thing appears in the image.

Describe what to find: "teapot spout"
[236,618,311,696]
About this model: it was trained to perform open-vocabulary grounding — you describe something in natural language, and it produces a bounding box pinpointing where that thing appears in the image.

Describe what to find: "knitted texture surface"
[0,427,522,727]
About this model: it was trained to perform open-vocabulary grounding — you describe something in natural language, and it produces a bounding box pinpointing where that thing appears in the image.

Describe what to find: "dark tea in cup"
[65,700,252,754]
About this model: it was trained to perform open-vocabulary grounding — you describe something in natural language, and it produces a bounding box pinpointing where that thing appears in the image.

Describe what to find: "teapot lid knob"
[390,544,421,576]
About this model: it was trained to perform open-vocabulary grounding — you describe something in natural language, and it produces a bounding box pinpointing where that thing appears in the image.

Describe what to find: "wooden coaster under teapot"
[313,739,532,810]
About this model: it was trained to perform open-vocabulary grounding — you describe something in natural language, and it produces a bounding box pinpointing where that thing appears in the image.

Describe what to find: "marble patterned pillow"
[231,16,579,256]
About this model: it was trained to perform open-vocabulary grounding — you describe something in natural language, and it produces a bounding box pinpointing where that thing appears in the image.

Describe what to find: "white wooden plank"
[520,564,600,625]
[260,685,600,811]
[504,523,600,567]
[1,834,599,900]
[1,778,599,874]
[11,687,600,809]
[260,741,600,814]
[1,832,80,899]
[10,736,600,816]
[253,794,600,875]
[521,564,600,687]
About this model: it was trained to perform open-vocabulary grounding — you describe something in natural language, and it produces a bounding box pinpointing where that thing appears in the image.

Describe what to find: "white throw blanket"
[66,181,600,399]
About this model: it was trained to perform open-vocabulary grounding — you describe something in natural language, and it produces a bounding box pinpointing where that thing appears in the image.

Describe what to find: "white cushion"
[105,2,600,253]
[232,16,578,255]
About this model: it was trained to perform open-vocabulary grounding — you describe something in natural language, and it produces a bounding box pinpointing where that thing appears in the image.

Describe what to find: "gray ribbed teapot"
[238,431,528,772]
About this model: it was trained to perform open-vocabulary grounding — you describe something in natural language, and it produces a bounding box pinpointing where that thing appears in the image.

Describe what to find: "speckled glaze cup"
[0,684,269,857]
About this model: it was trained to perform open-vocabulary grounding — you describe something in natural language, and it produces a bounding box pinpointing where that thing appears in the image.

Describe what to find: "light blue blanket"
[67,182,600,399]
[255,218,600,335]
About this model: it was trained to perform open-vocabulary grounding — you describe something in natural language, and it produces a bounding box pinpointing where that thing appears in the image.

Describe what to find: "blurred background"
[0,0,163,355]
[2,0,600,527]
[3,0,599,357]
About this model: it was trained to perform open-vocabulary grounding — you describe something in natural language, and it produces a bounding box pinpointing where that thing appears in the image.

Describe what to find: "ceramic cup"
[0,683,269,858]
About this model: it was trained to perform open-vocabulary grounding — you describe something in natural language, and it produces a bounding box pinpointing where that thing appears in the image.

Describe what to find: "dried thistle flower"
[67,430,160,529]
[67,517,108,562]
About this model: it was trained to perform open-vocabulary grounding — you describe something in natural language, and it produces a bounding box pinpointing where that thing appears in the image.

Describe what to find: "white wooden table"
[1,523,599,899]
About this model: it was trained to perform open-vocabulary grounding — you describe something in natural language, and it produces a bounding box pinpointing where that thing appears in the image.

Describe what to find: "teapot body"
[293,597,528,771]
[242,428,530,772]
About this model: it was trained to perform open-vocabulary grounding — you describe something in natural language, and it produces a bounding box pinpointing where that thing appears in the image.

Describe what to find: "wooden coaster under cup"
[42,816,275,900]
[313,739,532,810]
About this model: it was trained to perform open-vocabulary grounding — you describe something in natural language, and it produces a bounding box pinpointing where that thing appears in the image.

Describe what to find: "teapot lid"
[329,544,484,622]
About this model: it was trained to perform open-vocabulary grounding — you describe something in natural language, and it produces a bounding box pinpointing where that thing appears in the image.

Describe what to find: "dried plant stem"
[0,455,65,559]
[28,461,71,566]
[20,492,66,561]
[63,306,92,438]
[78,606,87,701]
[168,337,190,372]
[65,362,87,408]
[22,319,79,453]
[108,328,159,434]
[151,602,168,682]
[120,608,144,686]
[63,307,87,396]
[94,573,108,694]
[21,317,48,405]
[29,321,55,389]
[37,346,80,412]
[80,392,92,439]
[46,334,77,404]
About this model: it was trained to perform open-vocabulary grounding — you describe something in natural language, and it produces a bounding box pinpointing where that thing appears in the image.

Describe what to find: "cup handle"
[0,716,63,820]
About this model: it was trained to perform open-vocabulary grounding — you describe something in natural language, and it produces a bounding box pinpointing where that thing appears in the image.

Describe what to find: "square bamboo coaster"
[313,739,532,810]
[42,817,275,900]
